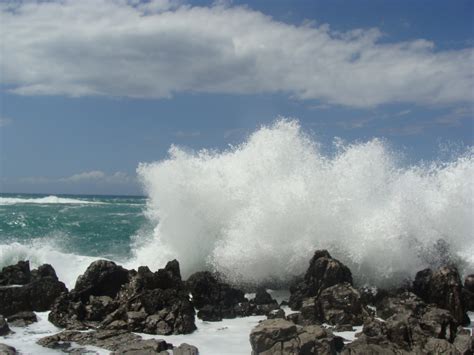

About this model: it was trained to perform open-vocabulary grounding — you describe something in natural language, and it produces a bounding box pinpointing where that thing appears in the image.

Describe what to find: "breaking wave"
[0,196,104,205]
[134,119,474,286]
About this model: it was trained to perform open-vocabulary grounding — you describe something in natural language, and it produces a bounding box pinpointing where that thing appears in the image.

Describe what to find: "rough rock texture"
[38,329,172,353]
[0,344,17,355]
[49,259,196,335]
[412,266,469,325]
[376,292,426,320]
[6,311,37,327]
[0,315,11,336]
[186,271,247,321]
[249,318,344,355]
[463,274,474,312]
[0,261,31,286]
[0,263,67,316]
[288,250,352,310]
[173,343,199,355]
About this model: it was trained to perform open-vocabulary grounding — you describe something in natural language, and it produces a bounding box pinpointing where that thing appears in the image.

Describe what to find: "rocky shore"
[0,250,473,354]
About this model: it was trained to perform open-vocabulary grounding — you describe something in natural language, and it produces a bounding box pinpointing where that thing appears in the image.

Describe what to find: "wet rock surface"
[249,318,344,355]
[0,343,17,355]
[288,250,353,310]
[49,259,196,335]
[0,315,11,336]
[412,265,469,325]
[0,262,67,316]
[6,311,38,327]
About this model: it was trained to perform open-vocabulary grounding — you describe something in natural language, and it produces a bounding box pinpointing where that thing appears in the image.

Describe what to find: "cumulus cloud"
[1,0,473,107]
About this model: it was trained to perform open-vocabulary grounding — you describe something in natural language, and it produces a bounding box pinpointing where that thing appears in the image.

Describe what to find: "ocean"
[1,120,474,290]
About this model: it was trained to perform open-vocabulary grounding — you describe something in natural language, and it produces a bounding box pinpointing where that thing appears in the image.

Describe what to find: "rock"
[38,329,173,353]
[173,343,199,355]
[463,274,474,312]
[0,315,11,336]
[413,265,469,325]
[249,318,343,354]
[74,260,130,301]
[186,271,246,321]
[421,338,459,354]
[288,250,352,310]
[0,263,67,316]
[453,328,474,355]
[249,289,280,316]
[340,337,405,355]
[6,311,37,327]
[318,283,368,326]
[419,307,457,342]
[376,292,426,320]
[49,260,196,335]
[267,308,286,320]
[0,344,17,355]
[0,261,31,285]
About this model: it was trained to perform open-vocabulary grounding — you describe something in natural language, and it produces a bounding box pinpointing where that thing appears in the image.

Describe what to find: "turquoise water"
[0,193,148,261]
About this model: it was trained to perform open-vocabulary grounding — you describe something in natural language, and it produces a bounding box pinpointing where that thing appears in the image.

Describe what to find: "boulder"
[173,343,199,355]
[249,318,343,355]
[186,271,247,321]
[0,315,11,336]
[49,259,196,335]
[463,274,474,312]
[453,328,474,355]
[412,266,469,325]
[249,289,280,316]
[288,250,352,310]
[6,311,37,327]
[0,344,17,355]
[0,261,31,285]
[376,292,426,320]
[74,260,130,301]
[0,263,67,316]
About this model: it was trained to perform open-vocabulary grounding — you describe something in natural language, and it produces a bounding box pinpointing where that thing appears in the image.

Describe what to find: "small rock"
[0,344,17,355]
[0,315,11,336]
[173,343,199,355]
[7,311,37,327]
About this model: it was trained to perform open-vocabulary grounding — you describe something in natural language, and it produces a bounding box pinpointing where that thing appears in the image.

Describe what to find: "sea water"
[1,119,473,289]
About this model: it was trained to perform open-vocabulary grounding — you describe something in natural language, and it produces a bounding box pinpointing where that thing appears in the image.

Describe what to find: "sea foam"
[0,195,103,205]
[134,119,474,286]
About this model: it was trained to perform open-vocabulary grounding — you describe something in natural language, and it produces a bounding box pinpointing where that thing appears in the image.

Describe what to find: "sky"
[0,0,473,195]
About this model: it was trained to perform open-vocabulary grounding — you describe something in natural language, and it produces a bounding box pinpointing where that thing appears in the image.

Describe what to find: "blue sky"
[0,0,473,195]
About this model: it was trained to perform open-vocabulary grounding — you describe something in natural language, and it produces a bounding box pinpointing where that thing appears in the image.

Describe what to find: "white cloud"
[20,170,134,184]
[1,0,473,107]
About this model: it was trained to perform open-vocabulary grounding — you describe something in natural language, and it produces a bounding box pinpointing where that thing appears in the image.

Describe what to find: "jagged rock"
[49,260,196,335]
[453,328,474,355]
[340,337,407,355]
[0,261,31,285]
[0,315,11,336]
[173,343,199,355]
[249,289,280,316]
[74,260,130,301]
[0,344,17,355]
[413,265,469,325]
[6,311,37,327]
[295,283,368,326]
[376,292,426,320]
[0,263,67,316]
[186,271,246,321]
[249,318,343,354]
[463,274,474,312]
[288,250,352,310]
[267,308,286,320]
[38,329,173,353]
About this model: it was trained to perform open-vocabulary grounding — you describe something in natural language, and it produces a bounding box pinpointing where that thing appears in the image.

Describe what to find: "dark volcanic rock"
[0,263,67,316]
[412,265,469,325]
[0,261,31,285]
[74,260,130,301]
[249,318,344,355]
[6,311,37,327]
[0,344,17,355]
[463,274,474,312]
[49,259,196,335]
[0,315,11,336]
[186,271,247,321]
[288,250,352,310]
[376,292,426,320]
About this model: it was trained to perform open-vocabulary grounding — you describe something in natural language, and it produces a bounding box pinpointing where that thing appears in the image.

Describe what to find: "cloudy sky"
[1,0,473,195]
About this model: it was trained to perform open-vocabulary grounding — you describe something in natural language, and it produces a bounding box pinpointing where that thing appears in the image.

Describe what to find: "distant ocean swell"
[1,119,473,289]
